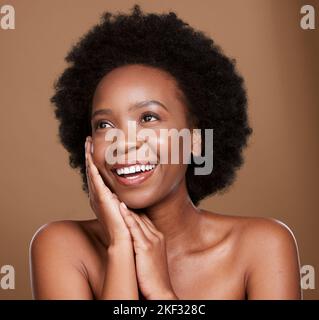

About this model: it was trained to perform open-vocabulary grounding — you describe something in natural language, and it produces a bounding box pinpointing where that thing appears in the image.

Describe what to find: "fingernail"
[91,143,94,154]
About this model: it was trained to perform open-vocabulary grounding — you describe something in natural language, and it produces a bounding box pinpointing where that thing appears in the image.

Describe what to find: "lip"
[111,164,158,186]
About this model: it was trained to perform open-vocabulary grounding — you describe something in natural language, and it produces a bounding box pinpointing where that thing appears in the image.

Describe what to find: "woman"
[29,4,302,300]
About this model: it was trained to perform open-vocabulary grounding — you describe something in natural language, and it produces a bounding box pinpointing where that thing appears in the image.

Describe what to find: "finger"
[86,137,102,187]
[119,204,159,239]
[122,202,154,239]
[140,214,162,236]
[132,212,158,240]
[86,137,113,198]
[85,138,96,195]
[119,203,150,247]
[86,137,118,201]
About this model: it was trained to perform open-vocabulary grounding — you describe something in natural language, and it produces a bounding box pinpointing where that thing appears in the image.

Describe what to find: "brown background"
[0,0,318,299]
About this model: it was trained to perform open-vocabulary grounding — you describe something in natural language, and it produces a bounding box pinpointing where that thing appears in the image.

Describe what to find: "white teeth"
[124,167,130,174]
[115,164,156,176]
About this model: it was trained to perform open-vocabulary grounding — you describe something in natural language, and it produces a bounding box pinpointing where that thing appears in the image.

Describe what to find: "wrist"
[107,239,133,253]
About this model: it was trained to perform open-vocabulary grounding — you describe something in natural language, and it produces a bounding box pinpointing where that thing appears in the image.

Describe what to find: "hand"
[119,204,178,300]
[85,136,131,245]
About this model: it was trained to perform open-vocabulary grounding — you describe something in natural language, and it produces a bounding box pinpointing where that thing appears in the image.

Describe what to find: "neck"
[144,178,202,258]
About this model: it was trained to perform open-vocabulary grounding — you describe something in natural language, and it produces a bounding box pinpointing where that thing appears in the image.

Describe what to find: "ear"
[191,129,202,157]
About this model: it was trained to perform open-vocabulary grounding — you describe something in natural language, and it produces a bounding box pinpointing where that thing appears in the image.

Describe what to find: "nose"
[116,135,144,156]
[108,122,145,159]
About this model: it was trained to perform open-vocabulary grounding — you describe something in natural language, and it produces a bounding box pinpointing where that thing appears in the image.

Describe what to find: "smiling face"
[91,64,195,209]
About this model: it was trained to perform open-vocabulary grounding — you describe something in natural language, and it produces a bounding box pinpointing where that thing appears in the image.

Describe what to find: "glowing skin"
[90,65,192,209]
[29,64,302,300]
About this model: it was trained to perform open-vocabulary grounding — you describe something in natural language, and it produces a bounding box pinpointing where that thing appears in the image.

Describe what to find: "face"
[91,64,194,209]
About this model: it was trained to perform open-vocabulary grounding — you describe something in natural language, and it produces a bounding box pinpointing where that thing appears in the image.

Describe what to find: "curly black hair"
[50,4,253,207]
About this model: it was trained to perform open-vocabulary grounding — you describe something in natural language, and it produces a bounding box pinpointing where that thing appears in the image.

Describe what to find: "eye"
[141,113,160,123]
[96,121,113,130]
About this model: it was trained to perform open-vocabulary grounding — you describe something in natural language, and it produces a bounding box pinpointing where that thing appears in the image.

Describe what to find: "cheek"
[156,131,190,193]
[91,139,115,186]
[146,134,167,163]
[148,132,191,165]
[92,143,119,192]
[153,133,189,188]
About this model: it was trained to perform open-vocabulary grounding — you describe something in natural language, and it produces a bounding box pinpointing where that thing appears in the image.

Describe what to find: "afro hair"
[50,4,253,206]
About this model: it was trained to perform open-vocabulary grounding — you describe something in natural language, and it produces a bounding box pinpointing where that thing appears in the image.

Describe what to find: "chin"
[118,189,161,210]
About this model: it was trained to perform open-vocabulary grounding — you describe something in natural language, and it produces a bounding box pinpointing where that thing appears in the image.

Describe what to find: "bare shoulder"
[31,220,81,243]
[242,216,301,298]
[236,215,300,258]
[200,210,301,299]
[30,220,94,252]
[29,219,105,299]
[200,209,298,252]
[30,218,108,265]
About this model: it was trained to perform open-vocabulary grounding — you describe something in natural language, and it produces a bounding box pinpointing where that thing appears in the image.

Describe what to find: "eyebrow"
[91,100,168,119]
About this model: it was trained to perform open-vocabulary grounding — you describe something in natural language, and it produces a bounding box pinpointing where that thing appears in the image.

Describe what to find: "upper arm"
[29,221,93,299]
[244,218,302,300]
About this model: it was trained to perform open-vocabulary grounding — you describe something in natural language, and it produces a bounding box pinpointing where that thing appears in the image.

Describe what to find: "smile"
[111,163,158,186]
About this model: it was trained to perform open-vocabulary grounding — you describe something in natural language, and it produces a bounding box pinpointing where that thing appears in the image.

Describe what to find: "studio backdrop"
[0,0,318,299]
